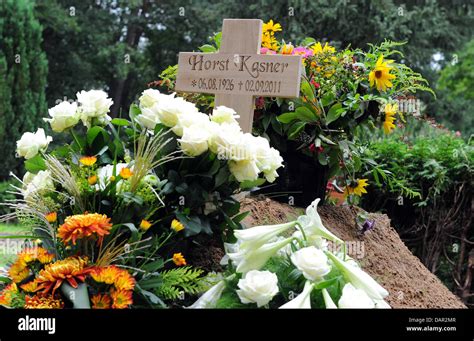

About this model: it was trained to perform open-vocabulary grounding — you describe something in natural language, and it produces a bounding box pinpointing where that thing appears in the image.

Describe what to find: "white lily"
[234,221,297,250]
[374,299,391,309]
[188,278,230,309]
[297,198,344,245]
[326,251,389,300]
[322,288,337,309]
[279,281,314,309]
[229,237,293,273]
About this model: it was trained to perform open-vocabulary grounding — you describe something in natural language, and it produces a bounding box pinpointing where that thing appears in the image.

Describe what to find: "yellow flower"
[172,253,187,266]
[345,179,369,197]
[109,176,116,182]
[140,219,152,231]
[312,42,336,55]
[171,219,185,233]
[91,293,112,309]
[58,213,112,245]
[110,289,133,309]
[79,156,97,167]
[91,265,135,291]
[262,19,282,35]
[261,33,279,51]
[45,212,57,223]
[383,103,397,134]
[369,55,396,92]
[119,167,133,179]
[9,247,55,283]
[280,43,294,55]
[0,283,18,307]
[88,175,98,185]
[35,257,91,295]
[25,295,64,309]
[20,280,39,293]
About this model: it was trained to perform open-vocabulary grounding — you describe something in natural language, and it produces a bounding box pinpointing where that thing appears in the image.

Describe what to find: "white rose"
[338,283,375,308]
[139,89,169,108]
[172,112,210,137]
[207,123,242,157]
[210,106,240,125]
[76,90,113,127]
[291,246,331,281]
[229,159,260,182]
[44,101,79,132]
[178,125,210,156]
[156,96,198,127]
[137,105,161,130]
[261,148,283,183]
[237,270,279,307]
[23,170,54,201]
[16,128,53,159]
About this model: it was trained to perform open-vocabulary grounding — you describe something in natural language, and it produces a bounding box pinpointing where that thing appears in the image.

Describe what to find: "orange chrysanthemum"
[35,257,91,295]
[79,156,97,166]
[9,247,55,283]
[91,293,112,309]
[0,283,18,307]
[172,253,187,266]
[58,213,112,245]
[110,289,133,309]
[25,294,64,309]
[90,265,135,291]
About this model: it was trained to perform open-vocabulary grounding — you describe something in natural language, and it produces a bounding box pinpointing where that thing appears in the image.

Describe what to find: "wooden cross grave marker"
[175,19,302,133]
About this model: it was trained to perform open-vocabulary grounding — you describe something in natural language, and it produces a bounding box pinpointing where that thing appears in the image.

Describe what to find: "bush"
[0,180,16,216]
[356,126,474,306]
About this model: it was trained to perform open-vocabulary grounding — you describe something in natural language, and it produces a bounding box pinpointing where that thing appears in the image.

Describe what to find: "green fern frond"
[155,266,206,300]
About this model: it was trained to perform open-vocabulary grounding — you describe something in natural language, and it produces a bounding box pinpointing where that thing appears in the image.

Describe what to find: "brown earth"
[240,196,466,309]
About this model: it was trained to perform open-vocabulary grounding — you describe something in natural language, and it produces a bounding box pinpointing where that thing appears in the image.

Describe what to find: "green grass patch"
[0,224,31,268]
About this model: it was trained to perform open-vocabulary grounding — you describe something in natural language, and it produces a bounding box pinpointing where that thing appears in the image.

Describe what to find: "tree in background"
[0,0,48,180]
[33,1,474,133]
[437,39,474,136]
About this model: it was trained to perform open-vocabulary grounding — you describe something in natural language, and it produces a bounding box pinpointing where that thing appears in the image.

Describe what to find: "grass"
[0,223,31,269]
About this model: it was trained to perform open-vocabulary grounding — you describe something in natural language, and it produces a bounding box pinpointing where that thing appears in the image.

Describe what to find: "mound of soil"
[240,196,466,309]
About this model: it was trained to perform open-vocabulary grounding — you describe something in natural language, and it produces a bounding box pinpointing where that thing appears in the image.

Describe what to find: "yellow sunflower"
[262,20,282,35]
[345,179,369,197]
[383,103,397,134]
[369,55,396,92]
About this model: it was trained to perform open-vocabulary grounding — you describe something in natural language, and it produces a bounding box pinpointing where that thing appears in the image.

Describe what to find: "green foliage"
[359,128,473,205]
[0,180,16,216]
[437,39,474,136]
[0,0,48,179]
[154,266,206,300]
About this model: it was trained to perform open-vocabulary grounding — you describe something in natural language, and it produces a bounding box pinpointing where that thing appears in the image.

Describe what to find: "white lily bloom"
[326,251,389,300]
[322,288,337,309]
[229,237,293,273]
[279,281,314,309]
[297,198,344,245]
[374,299,391,309]
[338,283,375,308]
[234,221,296,250]
[188,280,226,309]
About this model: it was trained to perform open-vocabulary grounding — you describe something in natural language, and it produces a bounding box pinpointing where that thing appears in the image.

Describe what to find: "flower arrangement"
[0,88,283,308]
[189,198,390,309]
[156,20,433,205]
